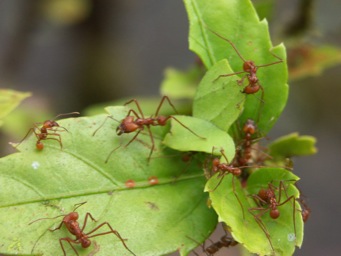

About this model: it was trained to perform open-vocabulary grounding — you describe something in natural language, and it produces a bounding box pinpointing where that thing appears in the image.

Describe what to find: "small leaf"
[268,132,317,159]
[184,0,288,134]
[160,66,204,100]
[163,115,235,161]
[0,106,217,255]
[193,59,245,132]
[0,89,31,127]
[206,168,303,256]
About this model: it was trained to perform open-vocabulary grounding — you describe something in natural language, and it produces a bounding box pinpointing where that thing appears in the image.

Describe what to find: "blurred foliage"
[0,89,31,127]
[41,0,91,25]
[288,44,341,81]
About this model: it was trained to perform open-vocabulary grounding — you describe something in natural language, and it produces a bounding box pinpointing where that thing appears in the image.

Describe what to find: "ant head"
[157,115,167,126]
[63,212,79,222]
[258,188,268,201]
[302,209,310,222]
[36,141,44,150]
[44,120,59,129]
[80,237,91,248]
[243,119,256,134]
[233,168,242,176]
[270,209,280,219]
[243,60,257,73]
[212,158,220,168]
[116,116,140,135]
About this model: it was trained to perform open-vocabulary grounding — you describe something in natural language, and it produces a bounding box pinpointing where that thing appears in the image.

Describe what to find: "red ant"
[203,235,238,256]
[207,148,250,219]
[296,196,311,222]
[206,27,283,101]
[188,234,238,256]
[17,112,79,150]
[234,119,258,167]
[248,180,297,251]
[29,202,136,256]
[93,96,205,163]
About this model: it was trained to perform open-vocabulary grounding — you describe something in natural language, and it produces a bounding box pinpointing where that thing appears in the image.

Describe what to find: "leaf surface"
[0,89,31,127]
[206,167,303,256]
[184,0,288,134]
[193,59,245,131]
[0,106,217,256]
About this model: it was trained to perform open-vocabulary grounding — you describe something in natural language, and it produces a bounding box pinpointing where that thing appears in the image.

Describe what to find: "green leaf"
[206,168,303,256]
[0,106,217,255]
[0,89,31,127]
[193,59,245,131]
[268,132,317,159]
[163,115,235,161]
[160,66,204,100]
[184,0,288,134]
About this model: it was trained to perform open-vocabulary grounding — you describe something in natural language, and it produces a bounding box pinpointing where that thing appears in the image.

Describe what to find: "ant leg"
[154,96,179,117]
[248,208,274,251]
[237,74,248,86]
[60,237,80,256]
[49,220,65,232]
[219,149,229,163]
[126,109,142,119]
[105,145,121,163]
[146,127,155,162]
[105,130,142,163]
[51,125,69,133]
[204,26,247,63]
[16,128,35,147]
[186,236,206,256]
[93,115,120,136]
[124,99,145,119]
[249,193,269,208]
[169,116,205,139]
[232,176,245,219]
[213,70,245,82]
[255,85,265,123]
[257,55,283,68]
[86,222,136,256]
[277,195,297,238]
[44,134,63,149]
[208,174,226,192]
[80,212,97,233]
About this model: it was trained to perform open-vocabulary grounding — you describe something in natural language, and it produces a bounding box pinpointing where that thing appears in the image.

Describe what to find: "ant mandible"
[17,112,79,150]
[207,148,250,219]
[206,27,283,101]
[248,180,297,251]
[29,202,136,256]
[93,96,205,163]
